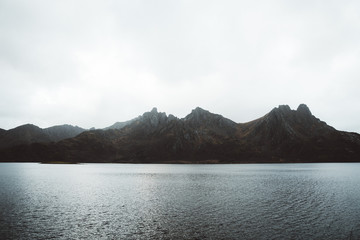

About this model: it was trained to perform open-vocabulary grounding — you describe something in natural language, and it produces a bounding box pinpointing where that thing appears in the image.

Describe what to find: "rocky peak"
[168,114,178,122]
[266,105,293,122]
[257,103,330,143]
[185,107,213,122]
[150,107,158,113]
[140,107,168,128]
[260,105,306,139]
[266,104,315,124]
[193,107,207,112]
[296,104,312,116]
[294,103,319,129]
[184,107,237,133]
[271,105,292,114]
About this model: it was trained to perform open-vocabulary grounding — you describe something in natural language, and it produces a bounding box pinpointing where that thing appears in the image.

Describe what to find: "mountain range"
[0,104,359,163]
[0,124,85,149]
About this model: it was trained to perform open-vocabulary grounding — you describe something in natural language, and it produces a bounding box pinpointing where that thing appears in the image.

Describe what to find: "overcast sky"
[1,0,360,132]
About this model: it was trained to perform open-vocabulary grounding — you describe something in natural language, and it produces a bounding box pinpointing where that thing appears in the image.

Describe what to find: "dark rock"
[0,128,6,137]
[297,104,312,116]
[1,105,359,163]
[0,124,86,150]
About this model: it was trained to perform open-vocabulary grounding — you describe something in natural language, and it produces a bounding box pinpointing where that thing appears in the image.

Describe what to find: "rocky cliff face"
[240,104,332,142]
[1,104,359,163]
[105,107,239,162]
[237,104,359,161]
[184,107,237,136]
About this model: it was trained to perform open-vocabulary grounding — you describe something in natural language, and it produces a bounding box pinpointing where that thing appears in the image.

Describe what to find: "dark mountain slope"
[0,124,86,150]
[126,108,238,162]
[0,104,359,163]
[184,107,237,135]
[103,117,139,130]
[55,107,239,163]
[237,104,360,161]
[0,124,51,149]
[44,125,85,142]
[19,107,241,163]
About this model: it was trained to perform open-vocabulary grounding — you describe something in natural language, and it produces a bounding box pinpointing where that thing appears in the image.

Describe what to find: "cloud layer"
[1,0,360,132]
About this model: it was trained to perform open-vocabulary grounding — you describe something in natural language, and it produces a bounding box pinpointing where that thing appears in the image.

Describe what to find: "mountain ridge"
[0,124,86,149]
[0,104,359,163]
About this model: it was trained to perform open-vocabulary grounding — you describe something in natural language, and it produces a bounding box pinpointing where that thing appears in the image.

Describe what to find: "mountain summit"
[297,103,312,115]
[184,107,237,135]
[0,124,85,149]
[0,104,359,163]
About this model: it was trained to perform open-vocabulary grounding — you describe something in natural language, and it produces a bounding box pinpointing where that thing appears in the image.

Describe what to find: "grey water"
[1,163,360,240]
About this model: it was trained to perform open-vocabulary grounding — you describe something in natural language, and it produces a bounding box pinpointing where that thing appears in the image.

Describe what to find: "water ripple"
[1,163,360,239]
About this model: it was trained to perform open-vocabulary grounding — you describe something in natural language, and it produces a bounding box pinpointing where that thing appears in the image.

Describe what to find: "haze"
[1,0,359,133]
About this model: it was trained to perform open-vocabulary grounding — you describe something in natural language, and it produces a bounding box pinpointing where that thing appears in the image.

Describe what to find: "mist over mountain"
[103,118,140,130]
[0,104,359,163]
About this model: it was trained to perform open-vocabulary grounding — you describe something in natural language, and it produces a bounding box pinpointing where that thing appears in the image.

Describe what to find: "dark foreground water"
[1,163,360,240]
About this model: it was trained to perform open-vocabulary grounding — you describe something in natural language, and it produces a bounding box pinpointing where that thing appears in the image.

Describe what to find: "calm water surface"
[1,163,360,239]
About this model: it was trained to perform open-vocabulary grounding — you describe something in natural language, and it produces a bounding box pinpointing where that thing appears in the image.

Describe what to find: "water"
[1,163,360,239]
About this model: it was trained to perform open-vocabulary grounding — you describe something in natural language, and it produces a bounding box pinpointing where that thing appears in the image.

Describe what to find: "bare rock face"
[1,104,360,163]
[125,108,170,136]
[141,107,168,128]
[184,107,237,136]
[297,104,312,116]
[238,104,355,161]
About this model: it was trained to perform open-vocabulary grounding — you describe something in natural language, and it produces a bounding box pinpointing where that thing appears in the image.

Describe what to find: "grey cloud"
[0,0,359,132]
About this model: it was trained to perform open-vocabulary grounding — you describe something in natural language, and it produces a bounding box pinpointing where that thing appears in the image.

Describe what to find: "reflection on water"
[1,163,360,239]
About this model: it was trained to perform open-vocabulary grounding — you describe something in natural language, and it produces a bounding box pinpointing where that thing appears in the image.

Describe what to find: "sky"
[1,0,360,132]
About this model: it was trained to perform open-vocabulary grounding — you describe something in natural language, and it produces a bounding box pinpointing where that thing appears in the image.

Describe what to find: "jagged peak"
[266,105,293,119]
[142,107,166,117]
[267,104,313,118]
[138,107,168,128]
[168,114,178,121]
[192,106,208,112]
[297,104,312,115]
[270,104,312,116]
[185,107,214,120]
[259,103,321,137]
[272,105,292,112]
[184,107,237,131]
